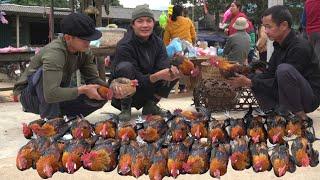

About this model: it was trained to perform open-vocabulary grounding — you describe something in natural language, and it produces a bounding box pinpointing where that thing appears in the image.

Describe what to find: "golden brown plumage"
[71,118,94,139]
[94,120,117,139]
[208,120,229,143]
[183,140,211,174]
[286,115,303,137]
[270,144,296,177]
[22,119,45,139]
[117,125,137,142]
[247,116,267,143]
[190,121,208,139]
[36,143,63,179]
[266,115,287,144]
[109,78,138,99]
[148,149,168,180]
[230,137,251,171]
[227,118,246,140]
[138,115,167,143]
[169,117,190,142]
[209,143,230,178]
[97,86,113,100]
[250,142,271,172]
[16,137,51,171]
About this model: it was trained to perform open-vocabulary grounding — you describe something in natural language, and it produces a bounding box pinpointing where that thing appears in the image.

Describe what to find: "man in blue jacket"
[110,4,180,121]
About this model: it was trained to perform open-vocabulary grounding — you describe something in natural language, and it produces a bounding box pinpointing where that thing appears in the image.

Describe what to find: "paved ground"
[0,88,319,180]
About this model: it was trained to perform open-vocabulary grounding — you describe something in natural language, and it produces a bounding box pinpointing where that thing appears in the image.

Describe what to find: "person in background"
[223,17,250,64]
[229,5,320,126]
[224,1,253,36]
[305,0,320,61]
[110,4,180,122]
[13,13,123,119]
[163,4,196,93]
[163,4,196,46]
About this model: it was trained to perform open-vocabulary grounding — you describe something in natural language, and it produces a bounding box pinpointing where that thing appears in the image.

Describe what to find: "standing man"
[229,5,320,125]
[13,13,117,119]
[110,4,180,122]
[305,0,320,60]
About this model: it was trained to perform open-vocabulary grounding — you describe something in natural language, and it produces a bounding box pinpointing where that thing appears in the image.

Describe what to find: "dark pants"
[111,62,178,110]
[20,68,106,119]
[252,63,319,113]
[309,32,320,63]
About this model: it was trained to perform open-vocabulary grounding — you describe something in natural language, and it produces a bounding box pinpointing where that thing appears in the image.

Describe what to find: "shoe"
[142,100,169,116]
[118,98,132,122]
[118,108,131,122]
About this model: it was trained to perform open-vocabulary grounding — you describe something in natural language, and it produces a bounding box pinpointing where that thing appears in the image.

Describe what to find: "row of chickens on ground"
[17,108,319,179]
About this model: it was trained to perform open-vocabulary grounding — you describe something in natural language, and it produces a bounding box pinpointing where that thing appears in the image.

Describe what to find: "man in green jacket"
[13,13,114,119]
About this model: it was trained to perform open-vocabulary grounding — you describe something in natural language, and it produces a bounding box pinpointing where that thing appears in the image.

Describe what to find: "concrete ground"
[0,88,320,180]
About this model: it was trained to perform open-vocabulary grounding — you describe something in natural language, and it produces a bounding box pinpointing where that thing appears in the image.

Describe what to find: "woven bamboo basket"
[98,27,127,48]
[200,62,224,80]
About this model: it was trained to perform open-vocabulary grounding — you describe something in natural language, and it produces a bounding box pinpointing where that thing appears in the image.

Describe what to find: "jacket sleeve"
[285,43,313,73]
[190,19,197,44]
[42,49,78,103]
[113,44,154,89]
[154,41,170,71]
[79,52,108,86]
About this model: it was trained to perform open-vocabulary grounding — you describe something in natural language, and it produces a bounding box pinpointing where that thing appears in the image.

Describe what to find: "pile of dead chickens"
[17,108,319,179]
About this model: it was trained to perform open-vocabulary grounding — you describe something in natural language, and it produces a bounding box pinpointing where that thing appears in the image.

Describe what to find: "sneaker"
[142,101,169,116]
[118,108,131,122]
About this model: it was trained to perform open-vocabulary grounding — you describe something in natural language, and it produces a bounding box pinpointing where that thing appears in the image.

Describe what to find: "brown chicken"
[230,137,251,171]
[148,148,169,180]
[270,144,296,177]
[117,122,137,142]
[183,139,211,174]
[61,139,93,174]
[168,116,190,142]
[190,119,208,139]
[171,56,199,77]
[247,116,267,143]
[208,120,229,143]
[36,142,63,179]
[16,137,51,171]
[117,140,138,175]
[249,142,271,172]
[226,118,246,140]
[209,143,230,178]
[138,115,168,143]
[70,117,94,139]
[291,137,313,167]
[94,119,117,139]
[211,57,250,78]
[81,138,120,172]
[286,115,303,137]
[167,136,193,178]
[307,142,319,167]
[109,78,139,99]
[266,115,287,144]
[30,117,73,141]
[22,119,46,139]
[97,85,113,100]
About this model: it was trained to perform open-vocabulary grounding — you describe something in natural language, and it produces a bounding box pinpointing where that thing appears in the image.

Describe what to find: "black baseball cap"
[60,13,102,41]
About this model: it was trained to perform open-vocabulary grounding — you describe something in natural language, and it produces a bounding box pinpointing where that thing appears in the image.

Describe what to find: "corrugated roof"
[0,4,162,20]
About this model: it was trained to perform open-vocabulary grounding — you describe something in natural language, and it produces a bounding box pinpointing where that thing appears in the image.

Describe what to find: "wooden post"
[16,14,19,47]
[49,0,55,41]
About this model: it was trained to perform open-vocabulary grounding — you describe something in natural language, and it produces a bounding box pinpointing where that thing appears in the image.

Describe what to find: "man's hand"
[150,65,180,83]
[78,84,104,100]
[227,74,252,89]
